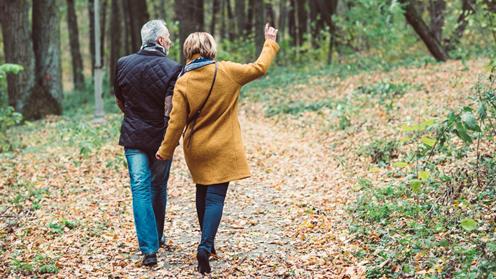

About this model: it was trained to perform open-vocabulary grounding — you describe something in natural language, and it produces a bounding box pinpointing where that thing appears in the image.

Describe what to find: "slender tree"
[110,0,127,92]
[316,0,339,64]
[88,0,108,76]
[175,0,204,63]
[88,0,95,75]
[295,0,307,47]
[288,0,297,46]
[100,0,108,65]
[127,0,150,51]
[265,2,275,26]
[66,0,85,91]
[0,0,35,115]
[122,0,132,54]
[444,0,475,51]
[236,0,246,35]
[399,0,448,61]
[245,0,255,36]
[226,0,235,40]
[278,0,288,41]
[429,0,446,42]
[210,0,220,35]
[153,0,167,20]
[254,0,265,54]
[220,0,226,38]
[31,0,64,119]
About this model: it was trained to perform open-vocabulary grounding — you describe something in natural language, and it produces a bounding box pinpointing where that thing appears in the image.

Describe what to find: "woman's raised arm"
[224,24,280,86]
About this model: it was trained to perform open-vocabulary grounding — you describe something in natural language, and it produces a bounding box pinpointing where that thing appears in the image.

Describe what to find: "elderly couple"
[114,19,279,275]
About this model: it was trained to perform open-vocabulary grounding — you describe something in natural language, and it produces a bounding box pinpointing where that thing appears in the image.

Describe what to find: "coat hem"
[193,174,251,186]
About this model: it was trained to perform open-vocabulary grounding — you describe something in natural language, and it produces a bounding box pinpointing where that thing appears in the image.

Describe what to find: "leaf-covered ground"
[0,58,492,278]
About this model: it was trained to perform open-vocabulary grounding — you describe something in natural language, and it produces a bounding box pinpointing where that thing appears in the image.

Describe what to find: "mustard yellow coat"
[157,39,280,185]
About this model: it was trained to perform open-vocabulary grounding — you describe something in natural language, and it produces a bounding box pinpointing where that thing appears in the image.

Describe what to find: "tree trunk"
[295,0,307,47]
[309,0,324,48]
[245,0,255,36]
[127,0,150,51]
[226,0,235,40]
[288,0,297,46]
[444,0,475,51]
[122,0,132,54]
[254,0,265,54]
[197,0,205,31]
[88,0,95,75]
[211,0,220,35]
[265,2,275,26]
[236,0,246,35]
[0,0,35,114]
[66,0,85,91]
[316,0,339,64]
[220,0,226,39]
[153,0,167,20]
[278,0,288,41]
[31,0,64,119]
[110,0,127,93]
[176,0,204,63]
[400,0,448,61]
[100,0,108,66]
[428,0,446,42]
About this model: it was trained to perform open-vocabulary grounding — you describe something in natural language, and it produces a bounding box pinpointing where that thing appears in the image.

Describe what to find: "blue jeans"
[125,148,172,254]
[196,183,229,254]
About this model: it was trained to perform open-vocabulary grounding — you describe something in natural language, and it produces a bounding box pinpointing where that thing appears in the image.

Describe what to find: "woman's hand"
[264,23,278,41]
[155,153,165,160]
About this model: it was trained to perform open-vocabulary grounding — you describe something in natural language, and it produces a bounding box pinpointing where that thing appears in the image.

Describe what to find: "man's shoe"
[159,236,166,247]
[142,253,157,266]
[197,248,211,275]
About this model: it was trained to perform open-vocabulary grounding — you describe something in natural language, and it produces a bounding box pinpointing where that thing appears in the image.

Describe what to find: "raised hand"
[264,23,278,41]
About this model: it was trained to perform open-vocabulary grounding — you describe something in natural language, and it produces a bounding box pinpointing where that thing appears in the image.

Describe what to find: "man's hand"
[116,97,125,113]
[264,23,278,41]
[155,153,165,160]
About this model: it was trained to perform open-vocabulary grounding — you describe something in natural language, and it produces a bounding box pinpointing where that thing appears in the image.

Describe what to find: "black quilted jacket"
[114,48,182,153]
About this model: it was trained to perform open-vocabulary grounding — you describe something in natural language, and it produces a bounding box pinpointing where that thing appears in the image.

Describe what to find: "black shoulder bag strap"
[184,62,218,148]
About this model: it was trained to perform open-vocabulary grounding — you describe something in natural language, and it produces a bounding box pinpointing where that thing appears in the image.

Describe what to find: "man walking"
[114,20,182,266]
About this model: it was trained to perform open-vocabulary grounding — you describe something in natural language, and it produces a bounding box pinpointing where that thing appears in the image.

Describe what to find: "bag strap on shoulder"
[184,62,218,148]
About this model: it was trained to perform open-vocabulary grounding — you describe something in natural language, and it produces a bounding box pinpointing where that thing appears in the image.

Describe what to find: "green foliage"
[354,81,416,111]
[0,106,22,153]
[10,253,59,275]
[334,0,418,61]
[359,139,400,166]
[48,219,77,234]
[350,73,496,278]
[0,63,24,153]
[265,98,335,117]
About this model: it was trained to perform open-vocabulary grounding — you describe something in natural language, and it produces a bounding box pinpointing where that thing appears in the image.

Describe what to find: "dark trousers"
[196,182,229,254]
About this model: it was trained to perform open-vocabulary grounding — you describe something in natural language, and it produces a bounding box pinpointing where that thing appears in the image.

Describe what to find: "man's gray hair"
[141,19,169,45]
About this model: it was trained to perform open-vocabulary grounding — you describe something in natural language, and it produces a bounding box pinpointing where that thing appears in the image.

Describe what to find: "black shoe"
[197,248,211,275]
[159,236,166,247]
[142,253,157,266]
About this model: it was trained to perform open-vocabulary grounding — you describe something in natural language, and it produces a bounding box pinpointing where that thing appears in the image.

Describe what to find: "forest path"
[126,109,360,277]
[1,107,361,278]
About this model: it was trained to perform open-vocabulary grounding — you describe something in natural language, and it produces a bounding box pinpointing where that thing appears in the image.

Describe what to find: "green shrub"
[359,139,400,166]
[0,63,24,153]
[350,72,496,278]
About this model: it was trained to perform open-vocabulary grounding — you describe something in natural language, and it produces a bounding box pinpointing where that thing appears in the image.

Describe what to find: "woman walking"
[156,24,279,275]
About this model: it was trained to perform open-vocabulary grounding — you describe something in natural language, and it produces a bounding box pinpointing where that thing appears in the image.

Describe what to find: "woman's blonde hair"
[183,32,217,60]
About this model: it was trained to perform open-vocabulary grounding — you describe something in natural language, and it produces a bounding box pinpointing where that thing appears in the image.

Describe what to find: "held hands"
[264,23,278,41]
[155,153,165,160]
